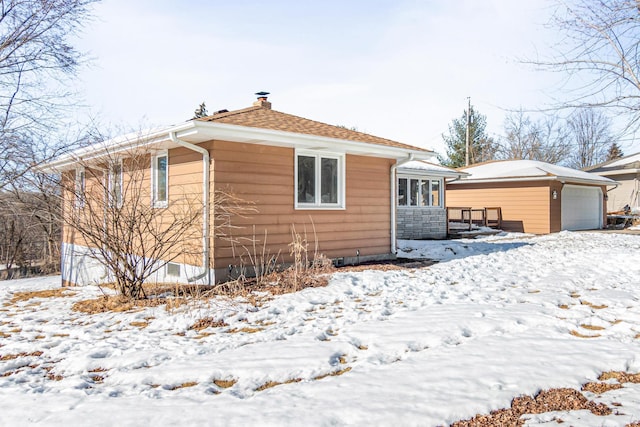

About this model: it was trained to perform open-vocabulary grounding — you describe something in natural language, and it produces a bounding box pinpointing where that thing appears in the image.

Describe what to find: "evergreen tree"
[440,105,497,168]
[193,102,208,119]
[606,142,623,161]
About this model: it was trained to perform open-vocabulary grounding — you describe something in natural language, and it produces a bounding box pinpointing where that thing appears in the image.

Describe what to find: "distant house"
[585,152,640,212]
[446,160,617,234]
[42,94,458,286]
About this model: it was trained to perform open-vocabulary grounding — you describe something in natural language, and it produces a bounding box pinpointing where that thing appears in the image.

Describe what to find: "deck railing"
[447,207,502,235]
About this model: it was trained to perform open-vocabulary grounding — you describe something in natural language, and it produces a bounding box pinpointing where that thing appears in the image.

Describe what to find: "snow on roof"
[397,160,467,177]
[598,152,640,169]
[453,160,616,186]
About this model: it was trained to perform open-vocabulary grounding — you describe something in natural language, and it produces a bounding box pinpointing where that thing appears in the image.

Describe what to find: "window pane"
[420,180,429,206]
[321,157,338,204]
[432,180,441,206]
[156,155,167,203]
[111,163,122,206]
[398,178,407,206]
[410,179,419,206]
[297,155,315,203]
[75,169,85,207]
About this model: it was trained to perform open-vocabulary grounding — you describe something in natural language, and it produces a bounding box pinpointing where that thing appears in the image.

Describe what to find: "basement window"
[166,262,180,278]
[295,151,345,209]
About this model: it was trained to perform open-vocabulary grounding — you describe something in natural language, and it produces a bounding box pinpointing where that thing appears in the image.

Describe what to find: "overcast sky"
[72,0,639,156]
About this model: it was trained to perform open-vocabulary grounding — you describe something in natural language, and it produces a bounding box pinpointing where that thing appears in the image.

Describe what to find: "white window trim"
[294,150,346,210]
[397,175,444,208]
[74,166,85,208]
[108,159,123,208]
[151,150,169,208]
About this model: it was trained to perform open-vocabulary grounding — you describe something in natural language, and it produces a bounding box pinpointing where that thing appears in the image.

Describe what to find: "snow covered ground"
[1,231,640,426]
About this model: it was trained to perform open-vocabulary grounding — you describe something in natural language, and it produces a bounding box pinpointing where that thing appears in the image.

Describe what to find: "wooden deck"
[446,207,503,236]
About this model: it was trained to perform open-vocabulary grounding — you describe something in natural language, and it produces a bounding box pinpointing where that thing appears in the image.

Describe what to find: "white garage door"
[561,185,603,230]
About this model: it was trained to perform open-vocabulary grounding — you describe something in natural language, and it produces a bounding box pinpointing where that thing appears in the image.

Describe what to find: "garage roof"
[450,160,617,186]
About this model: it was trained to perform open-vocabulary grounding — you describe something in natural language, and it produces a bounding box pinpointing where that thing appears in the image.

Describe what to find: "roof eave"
[448,175,617,186]
[38,121,197,172]
[39,120,435,173]
[397,169,469,178]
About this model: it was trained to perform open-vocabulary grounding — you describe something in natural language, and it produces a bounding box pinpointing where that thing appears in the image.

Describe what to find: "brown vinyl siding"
[446,181,553,234]
[63,139,395,283]
[210,140,393,270]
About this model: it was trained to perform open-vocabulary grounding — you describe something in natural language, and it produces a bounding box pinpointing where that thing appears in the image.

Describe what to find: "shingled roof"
[197,103,428,152]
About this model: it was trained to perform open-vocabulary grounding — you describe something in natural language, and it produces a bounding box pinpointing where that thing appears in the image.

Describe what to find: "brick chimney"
[253,91,271,109]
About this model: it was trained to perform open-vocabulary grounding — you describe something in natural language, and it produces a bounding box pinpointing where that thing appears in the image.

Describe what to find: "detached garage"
[446,160,617,234]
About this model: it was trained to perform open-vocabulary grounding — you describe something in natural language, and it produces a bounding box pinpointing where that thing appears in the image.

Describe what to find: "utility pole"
[465,97,471,167]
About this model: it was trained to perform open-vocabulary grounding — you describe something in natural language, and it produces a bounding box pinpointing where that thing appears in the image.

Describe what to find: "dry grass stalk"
[570,329,601,338]
[227,327,263,334]
[580,324,606,331]
[582,382,623,394]
[10,288,76,304]
[599,371,640,383]
[129,321,148,329]
[166,381,198,390]
[72,295,165,314]
[213,378,237,388]
[1,351,43,361]
[189,317,228,331]
[228,221,334,297]
[255,378,302,392]
[581,300,608,309]
[90,374,104,383]
[313,367,352,380]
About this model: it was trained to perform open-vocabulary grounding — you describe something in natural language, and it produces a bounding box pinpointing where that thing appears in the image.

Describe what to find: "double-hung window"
[108,160,123,208]
[152,151,168,208]
[75,167,85,208]
[397,176,442,207]
[295,151,344,209]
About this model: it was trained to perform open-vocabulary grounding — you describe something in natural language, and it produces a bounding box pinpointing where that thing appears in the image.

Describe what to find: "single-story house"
[43,94,461,286]
[446,160,617,234]
[585,152,640,212]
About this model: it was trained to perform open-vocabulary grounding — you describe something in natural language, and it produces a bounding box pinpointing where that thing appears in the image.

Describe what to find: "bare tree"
[57,144,251,299]
[59,148,203,299]
[0,0,98,190]
[532,0,640,130]
[0,187,59,278]
[498,110,572,164]
[567,108,613,168]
